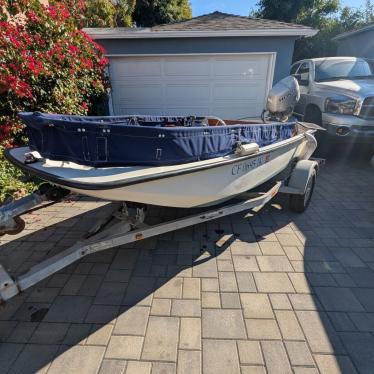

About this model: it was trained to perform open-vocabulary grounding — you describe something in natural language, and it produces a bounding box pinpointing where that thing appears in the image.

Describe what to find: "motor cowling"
[265,76,300,122]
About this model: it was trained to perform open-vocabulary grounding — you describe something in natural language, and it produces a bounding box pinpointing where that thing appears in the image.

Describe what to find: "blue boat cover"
[19,112,296,167]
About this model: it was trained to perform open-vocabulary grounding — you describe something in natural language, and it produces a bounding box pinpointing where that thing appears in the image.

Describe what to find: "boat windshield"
[315,59,374,82]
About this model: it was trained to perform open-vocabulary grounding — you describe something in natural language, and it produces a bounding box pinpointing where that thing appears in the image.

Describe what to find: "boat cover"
[19,112,296,167]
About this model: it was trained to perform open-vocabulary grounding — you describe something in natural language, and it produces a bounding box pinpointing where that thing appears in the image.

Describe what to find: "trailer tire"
[0,217,26,236]
[38,183,70,201]
[289,169,316,213]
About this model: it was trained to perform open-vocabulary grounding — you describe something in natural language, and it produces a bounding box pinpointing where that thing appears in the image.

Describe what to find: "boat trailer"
[0,159,323,303]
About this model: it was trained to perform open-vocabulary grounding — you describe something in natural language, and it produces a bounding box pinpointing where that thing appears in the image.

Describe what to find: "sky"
[190,0,367,17]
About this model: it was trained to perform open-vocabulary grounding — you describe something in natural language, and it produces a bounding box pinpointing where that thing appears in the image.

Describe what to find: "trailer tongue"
[0,156,323,304]
[0,182,283,302]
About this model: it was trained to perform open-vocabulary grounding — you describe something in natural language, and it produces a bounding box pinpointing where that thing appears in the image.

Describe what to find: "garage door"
[109,53,275,119]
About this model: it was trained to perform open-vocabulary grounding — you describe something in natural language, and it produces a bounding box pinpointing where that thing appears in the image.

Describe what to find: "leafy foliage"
[254,0,374,61]
[84,0,136,27]
[0,0,109,198]
[254,0,338,23]
[82,0,192,28]
[294,3,373,60]
[133,0,192,27]
[0,146,36,202]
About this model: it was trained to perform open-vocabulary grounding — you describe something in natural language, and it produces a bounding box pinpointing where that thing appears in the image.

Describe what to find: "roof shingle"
[84,11,317,39]
[333,23,374,41]
[152,11,312,32]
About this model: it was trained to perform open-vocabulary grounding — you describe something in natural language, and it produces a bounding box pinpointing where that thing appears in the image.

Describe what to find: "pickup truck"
[290,57,374,147]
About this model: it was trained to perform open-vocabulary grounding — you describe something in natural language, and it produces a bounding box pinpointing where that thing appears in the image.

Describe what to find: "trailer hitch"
[0,192,46,235]
[0,184,69,236]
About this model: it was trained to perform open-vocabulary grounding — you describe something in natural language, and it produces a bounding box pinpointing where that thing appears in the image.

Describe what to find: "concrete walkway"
[0,156,374,374]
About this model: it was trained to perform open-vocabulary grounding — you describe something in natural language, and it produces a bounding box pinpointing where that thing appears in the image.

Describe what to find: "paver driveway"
[0,156,374,374]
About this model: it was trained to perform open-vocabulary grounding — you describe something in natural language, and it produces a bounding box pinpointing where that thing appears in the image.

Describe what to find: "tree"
[254,0,339,24]
[365,0,374,22]
[0,0,109,148]
[84,0,136,27]
[254,0,374,61]
[83,0,192,28]
[133,0,192,27]
[0,0,110,199]
[294,4,373,60]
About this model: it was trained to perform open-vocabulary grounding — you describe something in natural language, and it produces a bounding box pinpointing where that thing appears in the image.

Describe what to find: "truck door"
[294,62,311,118]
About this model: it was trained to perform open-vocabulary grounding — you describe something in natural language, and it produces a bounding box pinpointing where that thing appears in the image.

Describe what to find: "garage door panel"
[164,107,212,116]
[165,84,210,104]
[115,107,165,116]
[116,107,211,116]
[213,58,268,78]
[110,59,162,78]
[213,82,266,101]
[112,84,163,105]
[212,104,261,119]
[109,54,274,118]
[164,59,211,76]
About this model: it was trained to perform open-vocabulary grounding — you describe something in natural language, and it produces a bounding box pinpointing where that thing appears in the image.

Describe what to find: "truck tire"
[304,106,329,157]
[289,169,316,213]
[304,106,322,126]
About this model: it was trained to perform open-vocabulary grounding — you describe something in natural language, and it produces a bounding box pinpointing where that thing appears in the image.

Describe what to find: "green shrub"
[0,146,36,202]
[0,0,109,199]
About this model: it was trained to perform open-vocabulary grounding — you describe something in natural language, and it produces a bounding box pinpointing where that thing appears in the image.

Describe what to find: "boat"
[5,121,317,208]
[4,76,319,208]
[0,77,323,301]
[18,111,297,167]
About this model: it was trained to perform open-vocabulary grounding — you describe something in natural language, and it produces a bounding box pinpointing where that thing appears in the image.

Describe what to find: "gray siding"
[96,36,298,83]
[336,31,374,59]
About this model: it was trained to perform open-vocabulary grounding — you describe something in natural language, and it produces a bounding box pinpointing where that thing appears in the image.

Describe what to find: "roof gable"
[333,23,374,41]
[85,11,317,40]
[152,11,311,31]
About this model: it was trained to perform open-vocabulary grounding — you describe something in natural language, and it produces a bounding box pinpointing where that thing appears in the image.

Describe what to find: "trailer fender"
[280,160,319,195]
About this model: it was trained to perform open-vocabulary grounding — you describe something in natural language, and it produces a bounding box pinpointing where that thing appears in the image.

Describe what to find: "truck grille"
[360,97,374,119]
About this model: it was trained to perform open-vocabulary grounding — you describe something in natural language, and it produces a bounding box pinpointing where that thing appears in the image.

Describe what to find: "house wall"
[336,31,374,59]
[96,36,298,83]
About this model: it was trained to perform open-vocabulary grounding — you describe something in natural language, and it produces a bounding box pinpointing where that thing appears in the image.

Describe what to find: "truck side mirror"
[294,73,309,86]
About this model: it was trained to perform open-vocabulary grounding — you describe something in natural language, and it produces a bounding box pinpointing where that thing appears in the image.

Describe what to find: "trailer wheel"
[0,217,26,236]
[289,169,316,213]
[38,183,70,201]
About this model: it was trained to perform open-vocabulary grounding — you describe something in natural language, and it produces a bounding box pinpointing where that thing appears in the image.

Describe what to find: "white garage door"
[109,53,275,119]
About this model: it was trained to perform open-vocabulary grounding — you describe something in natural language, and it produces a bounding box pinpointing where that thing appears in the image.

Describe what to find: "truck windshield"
[315,59,374,81]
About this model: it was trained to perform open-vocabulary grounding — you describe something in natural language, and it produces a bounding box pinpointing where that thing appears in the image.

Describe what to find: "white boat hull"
[7,131,316,208]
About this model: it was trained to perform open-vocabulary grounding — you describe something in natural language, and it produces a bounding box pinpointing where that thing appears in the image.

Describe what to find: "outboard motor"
[263,76,300,122]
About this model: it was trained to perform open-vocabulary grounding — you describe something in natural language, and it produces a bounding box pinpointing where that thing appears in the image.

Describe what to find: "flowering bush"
[0,0,109,148]
[0,145,37,201]
[0,0,109,200]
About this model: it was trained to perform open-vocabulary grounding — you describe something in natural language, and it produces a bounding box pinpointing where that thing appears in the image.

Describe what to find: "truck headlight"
[325,95,360,115]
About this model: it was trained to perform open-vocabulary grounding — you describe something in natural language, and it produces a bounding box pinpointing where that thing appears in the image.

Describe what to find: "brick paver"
[0,158,374,373]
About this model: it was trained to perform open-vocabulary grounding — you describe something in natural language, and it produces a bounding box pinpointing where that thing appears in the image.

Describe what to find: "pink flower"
[98,57,109,67]
[47,5,57,19]
[68,44,79,54]
[27,10,39,23]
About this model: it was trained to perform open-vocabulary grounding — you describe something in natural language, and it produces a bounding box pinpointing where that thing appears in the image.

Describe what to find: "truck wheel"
[304,107,329,157]
[304,106,322,126]
[289,169,316,213]
[314,134,331,158]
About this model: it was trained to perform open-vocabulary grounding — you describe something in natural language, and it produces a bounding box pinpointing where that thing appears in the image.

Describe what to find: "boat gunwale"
[5,132,310,191]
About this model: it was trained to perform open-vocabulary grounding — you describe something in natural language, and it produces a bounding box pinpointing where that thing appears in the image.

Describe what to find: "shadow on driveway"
[0,148,373,373]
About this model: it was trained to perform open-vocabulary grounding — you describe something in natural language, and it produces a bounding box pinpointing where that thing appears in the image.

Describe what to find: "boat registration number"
[231,153,271,176]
